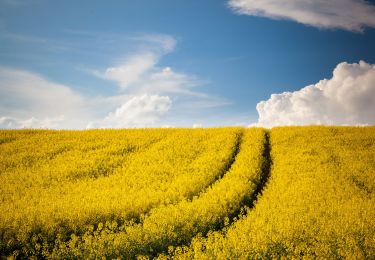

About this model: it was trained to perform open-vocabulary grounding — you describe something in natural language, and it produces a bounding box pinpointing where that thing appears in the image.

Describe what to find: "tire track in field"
[207,129,244,189]
[123,130,244,226]
[155,130,273,259]
[0,130,245,259]
[50,131,245,259]
[214,130,272,229]
[51,131,245,248]
[68,137,164,181]
[111,129,255,258]
[0,137,17,145]
[247,130,272,209]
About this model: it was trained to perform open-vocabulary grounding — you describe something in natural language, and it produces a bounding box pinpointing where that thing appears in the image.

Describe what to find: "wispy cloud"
[0,67,85,117]
[91,34,205,96]
[96,52,159,90]
[0,116,65,129]
[87,95,172,128]
[0,66,174,129]
[0,33,230,129]
[253,61,375,127]
[228,0,375,32]
[88,34,229,128]
[0,67,88,128]
[129,33,177,54]
[0,31,48,44]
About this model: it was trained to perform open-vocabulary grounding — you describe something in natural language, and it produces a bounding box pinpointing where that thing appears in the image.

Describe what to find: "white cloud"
[98,52,158,90]
[89,34,229,128]
[139,67,205,96]
[0,34,229,129]
[131,33,177,54]
[0,67,88,128]
[228,0,375,32]
[0,116,65,129]
[254,61,375,127]
[93,36,205,96]
[93,34,177,91]
[87,95,171,128]
[0,67,174,129]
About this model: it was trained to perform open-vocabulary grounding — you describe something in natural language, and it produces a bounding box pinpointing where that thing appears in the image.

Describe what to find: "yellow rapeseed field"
[49,128,266,259]
[1,126,374,259]
[0,128,242,257]
[168,126,375,259]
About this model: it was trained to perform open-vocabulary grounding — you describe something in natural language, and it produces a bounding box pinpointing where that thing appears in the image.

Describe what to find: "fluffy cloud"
[0,67,88,128]
[0,34,228,129]
[255,61,375,127]
[228,0,375,32]
[87,95,171,128]
[0,67,174,129]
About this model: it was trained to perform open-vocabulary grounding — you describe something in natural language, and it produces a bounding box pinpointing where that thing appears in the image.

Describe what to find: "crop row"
[47,128,268,258]
[0,128,242,258]
[168,126,375,259]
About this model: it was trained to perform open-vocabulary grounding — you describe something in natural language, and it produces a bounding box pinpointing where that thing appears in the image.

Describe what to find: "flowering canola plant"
[1,126,374,259]
[168,126,375,259]
[0,128,242,258]
[49,128,267,259]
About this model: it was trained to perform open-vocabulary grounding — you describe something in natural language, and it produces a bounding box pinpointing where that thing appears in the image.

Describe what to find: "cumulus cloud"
[228,0,375,32]
[255,61,375,127]
[87,95,171,128]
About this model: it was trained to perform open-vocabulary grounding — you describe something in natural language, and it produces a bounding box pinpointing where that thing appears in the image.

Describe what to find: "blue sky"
[1,0,375,128]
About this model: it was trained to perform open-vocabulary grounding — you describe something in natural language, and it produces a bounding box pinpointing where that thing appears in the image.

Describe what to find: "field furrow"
[49,128,268,259]
[168,126,375,259]
[1,126,374,259]
[0,128,242,258]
